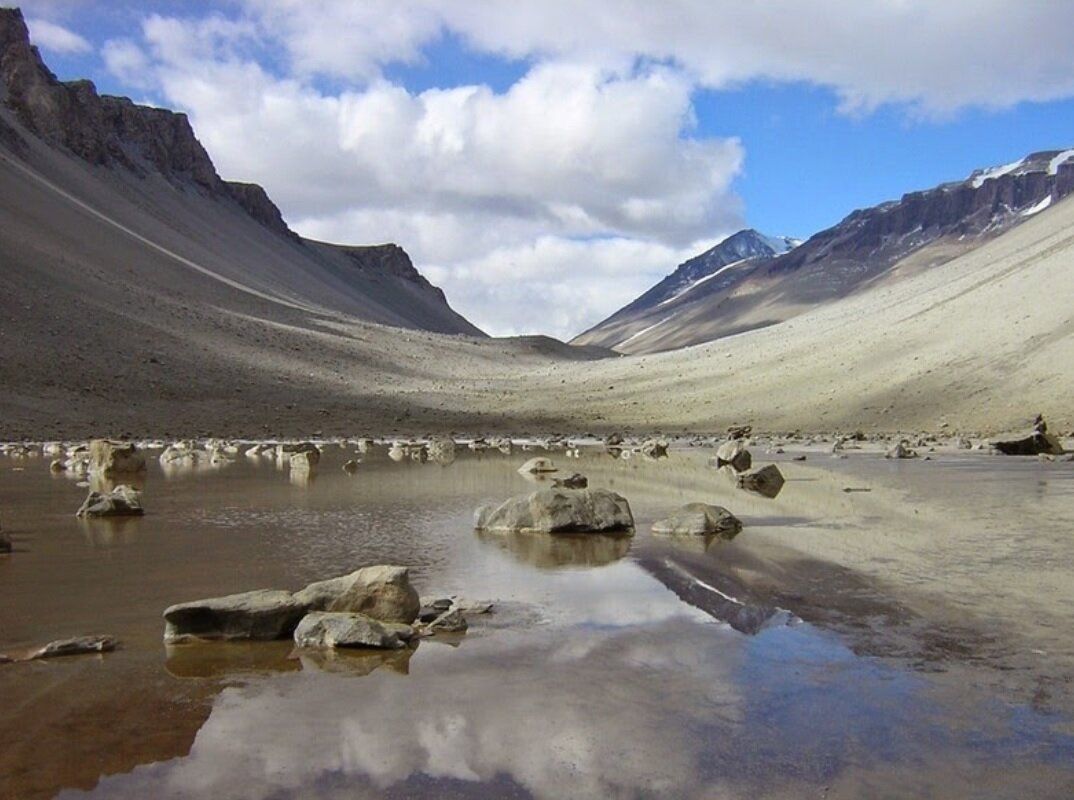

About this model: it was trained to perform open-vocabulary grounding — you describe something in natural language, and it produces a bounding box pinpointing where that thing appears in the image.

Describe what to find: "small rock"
[652,503,742,539]
[293,611,412,650]
[713,440,752,473]
[427,608,468,633]
[640,438,669,459]
[604,433,624,447]
[737,464,786,498]
[792,455,807,461]
[342,459,359,473]
[885,440,918,459]
[553,473,588,489]
[49,459,66,473]
[76,484,144,517]
[518,456,557,474]
[30,635,118,660]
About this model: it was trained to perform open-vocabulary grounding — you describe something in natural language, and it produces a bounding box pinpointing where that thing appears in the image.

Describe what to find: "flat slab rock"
[652,503,742,538]
[163,565,420,643]
[293,612,414,650]
[475,487,634,533]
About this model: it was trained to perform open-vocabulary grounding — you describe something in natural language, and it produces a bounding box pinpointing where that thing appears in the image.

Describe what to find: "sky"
[15,1,1074,339]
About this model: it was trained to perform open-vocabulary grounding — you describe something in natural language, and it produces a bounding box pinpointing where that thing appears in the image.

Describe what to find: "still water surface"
[1,443,1073,798]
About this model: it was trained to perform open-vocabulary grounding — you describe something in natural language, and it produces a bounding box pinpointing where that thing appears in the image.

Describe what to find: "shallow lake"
[2,441,1073,799]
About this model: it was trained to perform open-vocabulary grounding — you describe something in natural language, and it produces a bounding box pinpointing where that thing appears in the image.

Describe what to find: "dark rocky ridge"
[575,147,1074,354]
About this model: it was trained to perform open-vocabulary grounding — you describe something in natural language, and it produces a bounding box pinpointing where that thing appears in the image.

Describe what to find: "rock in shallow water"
[75,484,144,517]
[29,634,118,660]
[163,590,307,644]
[736,464,786,499]
[293,565,420,624]
[652,503,742,538]
[293,611,413,649]
[475,488,634,533]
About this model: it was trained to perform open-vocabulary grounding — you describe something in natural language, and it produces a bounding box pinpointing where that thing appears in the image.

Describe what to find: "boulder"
[518,456,557,474]
[885,440,918,459]
[293,565,420,624]
[736,464,786,499]
[293,611,413,650]
[992,415,1064,456]
[76,484,144,517]
[289,451,318,472]
[277,442,321,465]
[163,589,307,643]
[713,440,752,472]
[640,438,669,459]
[89,440,146,475]
[652,503,742,539]
[29,635,118,660]
[428,437,457,465]
[552,473,588,489]
[475,488,634,534]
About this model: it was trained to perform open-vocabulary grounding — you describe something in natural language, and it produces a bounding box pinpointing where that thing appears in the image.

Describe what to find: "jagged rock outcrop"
[224,181,297,239]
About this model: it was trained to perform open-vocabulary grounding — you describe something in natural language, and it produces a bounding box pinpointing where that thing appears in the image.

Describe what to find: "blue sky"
[16,1,1074,336]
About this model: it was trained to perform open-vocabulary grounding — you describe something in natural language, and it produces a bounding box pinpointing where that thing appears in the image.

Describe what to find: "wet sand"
[2,443,1074,798]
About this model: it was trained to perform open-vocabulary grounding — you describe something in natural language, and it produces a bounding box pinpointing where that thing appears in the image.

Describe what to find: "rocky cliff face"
[0,7,301,240]
[575,148,1074,354]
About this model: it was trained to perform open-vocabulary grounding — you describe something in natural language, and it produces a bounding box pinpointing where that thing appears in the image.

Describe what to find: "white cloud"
[92,1,1074,338]
[26,17,92,54]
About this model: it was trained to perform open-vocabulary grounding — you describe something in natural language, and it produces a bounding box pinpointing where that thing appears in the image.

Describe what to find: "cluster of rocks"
[163,565,473,652]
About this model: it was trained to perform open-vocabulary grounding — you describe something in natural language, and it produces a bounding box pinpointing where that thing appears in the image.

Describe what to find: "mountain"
[574,149,1074,354]
[0,7,481,338]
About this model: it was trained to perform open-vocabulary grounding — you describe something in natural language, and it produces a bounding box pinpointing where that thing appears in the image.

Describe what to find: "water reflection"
[474,529,631,569]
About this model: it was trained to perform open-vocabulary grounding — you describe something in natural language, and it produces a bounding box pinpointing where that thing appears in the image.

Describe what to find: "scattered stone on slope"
[293,611,413,650]
[652,503,743,539]
[475,488,634,533]
[736,464,786,499]
[75,484,144,517]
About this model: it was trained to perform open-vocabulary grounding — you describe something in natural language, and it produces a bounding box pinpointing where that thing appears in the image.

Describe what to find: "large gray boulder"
[76,484,144,517]
[475,488,634,534]
[293,611,413,649]
[89,440,146,475]
[163,589,307,643]
[652,503,742,539]
[293,565,420,624]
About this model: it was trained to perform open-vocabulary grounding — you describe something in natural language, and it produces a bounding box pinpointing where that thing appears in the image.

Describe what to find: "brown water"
[2,443,1073,799]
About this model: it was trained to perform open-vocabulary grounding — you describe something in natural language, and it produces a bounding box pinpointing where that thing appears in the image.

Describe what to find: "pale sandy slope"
[491,192,1074,435]
[2,122,1072,438]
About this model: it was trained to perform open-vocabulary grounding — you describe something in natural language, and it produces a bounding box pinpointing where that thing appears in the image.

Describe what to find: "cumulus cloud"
[93,1,1074,337]
[26,17,92,54]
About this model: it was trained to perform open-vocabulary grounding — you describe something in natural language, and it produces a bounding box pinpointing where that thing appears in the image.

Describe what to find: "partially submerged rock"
[885,440,919,459]
[992,415,1065,456]
[278,442,321,466]
[652,503,742,539]
[89,440,146,475]
[427,608,468,633]
[736,464,786,499]
[164,590,307,643]
[713,440,752,473]
[552,473,588,489]
[640,438,669,459]
[342,459,360,473]
[76,484,144,517]
[293,611,413,650]
[518,456,557,474]
[292,565,420,624]
[29,635,118,660]
[475,488,634,533]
